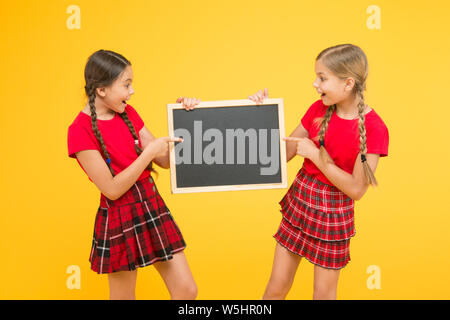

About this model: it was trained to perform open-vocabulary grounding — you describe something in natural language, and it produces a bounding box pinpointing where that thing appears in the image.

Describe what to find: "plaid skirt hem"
[89,244,186,274]
[274,235,349,270]
[274,217,351,270]
[279,168,356,242]
[279,205,357,242]
[89,176,187,274]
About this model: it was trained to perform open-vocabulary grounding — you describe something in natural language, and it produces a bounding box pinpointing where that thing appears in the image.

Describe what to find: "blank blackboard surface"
[167,99,287,193]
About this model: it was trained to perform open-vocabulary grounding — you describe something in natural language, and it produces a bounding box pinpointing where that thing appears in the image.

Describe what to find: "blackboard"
[167,99,287,193]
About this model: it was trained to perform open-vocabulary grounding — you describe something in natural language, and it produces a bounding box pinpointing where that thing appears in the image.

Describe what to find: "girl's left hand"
[176,97,201,111]
[283,136,318,160]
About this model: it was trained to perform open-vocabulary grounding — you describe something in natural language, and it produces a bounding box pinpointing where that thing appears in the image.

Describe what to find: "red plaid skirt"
[274,168,355,269]
[89,176,186,274]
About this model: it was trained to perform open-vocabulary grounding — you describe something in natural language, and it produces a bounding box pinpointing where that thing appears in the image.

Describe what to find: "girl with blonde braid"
[249,44,389,300]
[67,50,200,299]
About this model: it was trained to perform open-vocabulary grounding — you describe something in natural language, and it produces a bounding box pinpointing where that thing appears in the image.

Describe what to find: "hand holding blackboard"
[176,97,201,111]
[248,88,269,104]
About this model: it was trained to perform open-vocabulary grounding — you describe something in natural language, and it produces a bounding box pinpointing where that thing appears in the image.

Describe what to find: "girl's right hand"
[248,88,269,104]
[144,136,183,158]
[176,97,201,111]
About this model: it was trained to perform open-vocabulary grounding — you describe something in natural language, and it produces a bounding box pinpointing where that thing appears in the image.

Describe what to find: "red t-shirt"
[67,104,150,181]
[300,100,389,186]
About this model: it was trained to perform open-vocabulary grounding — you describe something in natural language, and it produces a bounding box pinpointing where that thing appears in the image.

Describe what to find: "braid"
[86,85,115,176]
[83,50,157,178]
[317,104,336,164]
[357,91,377,186]
[119,112,155,174]
[357,92,368,156]
[314,44,378,186]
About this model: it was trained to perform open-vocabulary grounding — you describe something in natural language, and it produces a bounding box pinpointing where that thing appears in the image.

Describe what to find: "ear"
[344,78,356,92]
[96,87,107,98]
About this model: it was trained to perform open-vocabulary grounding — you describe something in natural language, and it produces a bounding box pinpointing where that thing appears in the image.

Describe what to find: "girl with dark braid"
[249,44,389,300]
[67,50,200,300]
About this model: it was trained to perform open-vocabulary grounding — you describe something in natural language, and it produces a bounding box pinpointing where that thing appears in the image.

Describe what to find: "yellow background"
[1,0,449,299]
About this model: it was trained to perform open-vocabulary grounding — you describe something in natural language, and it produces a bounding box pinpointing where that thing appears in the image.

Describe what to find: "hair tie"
[106,158,111,164]
[361,154,367,163]
[135,139,139,145]
[319,139,325,147]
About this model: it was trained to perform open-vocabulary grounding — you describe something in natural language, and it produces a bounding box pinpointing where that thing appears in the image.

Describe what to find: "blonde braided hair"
[356,89,377,185]
[314,44,377,186]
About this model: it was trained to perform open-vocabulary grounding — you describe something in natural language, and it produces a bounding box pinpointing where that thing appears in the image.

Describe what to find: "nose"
[129,85,135,95]
[312,79,319,89]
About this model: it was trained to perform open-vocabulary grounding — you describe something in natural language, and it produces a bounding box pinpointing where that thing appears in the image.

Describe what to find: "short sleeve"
[301,100,324,132]
[125,104,145,132]
[366,115,389,157]
[67,123,99,158]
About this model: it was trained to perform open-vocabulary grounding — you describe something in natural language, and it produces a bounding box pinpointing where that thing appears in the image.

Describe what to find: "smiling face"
[98,65,135,113]
[313,58,354,106]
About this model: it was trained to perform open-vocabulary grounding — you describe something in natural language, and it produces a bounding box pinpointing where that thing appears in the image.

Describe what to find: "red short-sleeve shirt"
[300,100,389,185]
[67,104,150,181]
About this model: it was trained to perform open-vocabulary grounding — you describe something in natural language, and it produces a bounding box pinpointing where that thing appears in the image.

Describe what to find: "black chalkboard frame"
[167,99,288,193]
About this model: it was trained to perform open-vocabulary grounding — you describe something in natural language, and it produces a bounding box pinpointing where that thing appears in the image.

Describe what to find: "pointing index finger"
[168,136,184,143]
[283,137,302,142]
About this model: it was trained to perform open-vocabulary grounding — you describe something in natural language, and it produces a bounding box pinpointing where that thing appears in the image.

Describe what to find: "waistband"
[298,167,353,199]
[100,175,157,208]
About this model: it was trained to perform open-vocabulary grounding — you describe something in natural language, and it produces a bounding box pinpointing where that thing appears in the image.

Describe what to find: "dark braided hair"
[84,49,154,176]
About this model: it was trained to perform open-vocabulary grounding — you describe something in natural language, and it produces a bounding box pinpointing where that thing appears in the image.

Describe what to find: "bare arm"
[284,136,380,201]
[139,126,170,169]
[75,137,181,200]
[311,151,380,201]
[286,123,309,162]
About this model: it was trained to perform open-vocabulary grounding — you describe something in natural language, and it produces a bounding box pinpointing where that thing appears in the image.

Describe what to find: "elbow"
[102,185,121,201]
[349,186,367,201]
[104,190,119,201]
[351,193,363,201]
[94,178,121,201]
